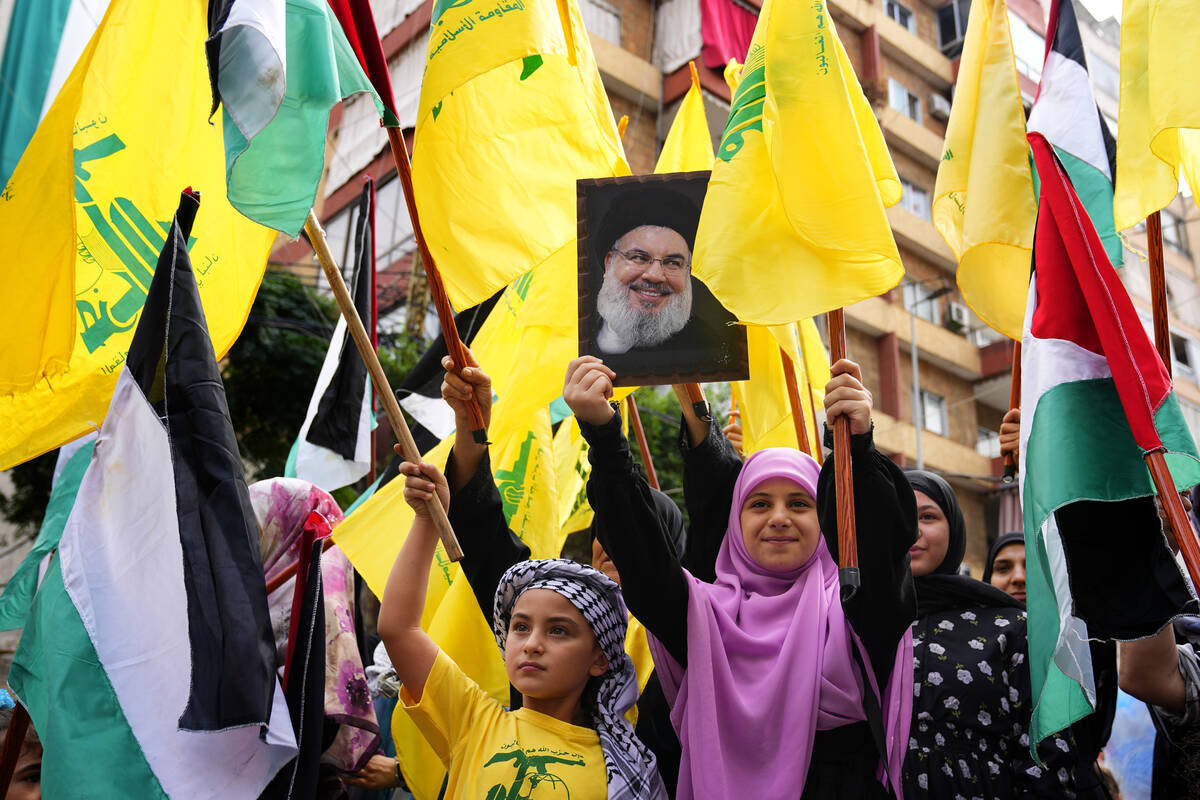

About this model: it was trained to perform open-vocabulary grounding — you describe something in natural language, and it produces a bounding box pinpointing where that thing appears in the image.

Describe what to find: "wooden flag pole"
[827,309,859,597]
[305,211,463,561]
[795,329,825,466]
[780,348,813,458]
[1001,341,1022,483]
[626,396,660,490]
[383,127,488,444]
[1148,211,1173,376]
[1146,450,1200,589]
[0,704,30,798]
[682,382,711,421]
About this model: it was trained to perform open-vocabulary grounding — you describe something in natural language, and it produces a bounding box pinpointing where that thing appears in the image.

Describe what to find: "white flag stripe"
[1028,51,1112,180]
[59,369,295,798]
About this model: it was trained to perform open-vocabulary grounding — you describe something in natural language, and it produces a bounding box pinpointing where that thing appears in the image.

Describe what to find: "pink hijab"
[647,448,912,798]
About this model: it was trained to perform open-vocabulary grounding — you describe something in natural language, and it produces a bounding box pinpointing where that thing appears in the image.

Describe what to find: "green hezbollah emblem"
[495,432,536,521]
[718,44,766,163]
[431,0,474,25]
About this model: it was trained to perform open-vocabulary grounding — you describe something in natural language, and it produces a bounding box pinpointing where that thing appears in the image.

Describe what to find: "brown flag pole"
[827,308,859,598]
[383,127,488,444]
[780,348,813,459]
[0,704,30,798]
[1001,341,1021,483]
[681,382,711,421]
[1143,210,1200,586]
[305,211,463,561]
[795,326,825,465]
[626,396,660,490]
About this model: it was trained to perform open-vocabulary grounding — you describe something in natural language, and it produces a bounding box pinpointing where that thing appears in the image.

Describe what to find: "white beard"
[596,271,693,354]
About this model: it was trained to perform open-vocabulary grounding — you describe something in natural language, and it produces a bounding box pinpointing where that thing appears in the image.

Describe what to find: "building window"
[885,0,917,33]
[888,78,922,123]
[899,178,932,221]
[922,390,947,436]
[1172,333,1194,375]
[1162,210,1190,256]
[904,282,943,325]
[976,427,1001,458]
[937,0,971,56]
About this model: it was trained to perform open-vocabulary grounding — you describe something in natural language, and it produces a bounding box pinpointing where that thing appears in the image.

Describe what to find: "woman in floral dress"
[902,471,1079,798]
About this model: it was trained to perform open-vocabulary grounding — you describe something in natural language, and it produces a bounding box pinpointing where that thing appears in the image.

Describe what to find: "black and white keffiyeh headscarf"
[494,559,667,800]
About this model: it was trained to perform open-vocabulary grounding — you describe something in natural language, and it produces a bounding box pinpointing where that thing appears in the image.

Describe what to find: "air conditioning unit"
[947,301,970,327]
[928,93,952,121]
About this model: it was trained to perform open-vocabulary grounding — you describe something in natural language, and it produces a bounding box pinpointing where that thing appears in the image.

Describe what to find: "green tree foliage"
[0,268,426,533]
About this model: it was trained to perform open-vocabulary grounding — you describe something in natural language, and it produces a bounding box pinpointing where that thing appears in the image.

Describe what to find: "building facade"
[288,0,1197,574]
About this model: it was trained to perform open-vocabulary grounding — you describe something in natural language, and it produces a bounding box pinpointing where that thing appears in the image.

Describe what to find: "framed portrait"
[577,172,748,387]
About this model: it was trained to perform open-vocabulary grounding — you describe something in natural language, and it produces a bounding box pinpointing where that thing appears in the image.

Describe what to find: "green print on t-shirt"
[483,744,586,799]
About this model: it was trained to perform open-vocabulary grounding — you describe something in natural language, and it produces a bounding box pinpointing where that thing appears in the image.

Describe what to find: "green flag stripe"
[0,440,93,631]
[11,556,166,798]
[1054,147,1123,268]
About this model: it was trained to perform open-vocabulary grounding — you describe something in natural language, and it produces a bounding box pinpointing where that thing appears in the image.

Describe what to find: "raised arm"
[566,357,691,666]
[678,412,742,582]
[1119,625,1187,713]
[377,460,451,703]
[440,355,529,624]
[816,359,917,689]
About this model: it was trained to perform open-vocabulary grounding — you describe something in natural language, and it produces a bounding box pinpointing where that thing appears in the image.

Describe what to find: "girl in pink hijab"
[565,357,918,799]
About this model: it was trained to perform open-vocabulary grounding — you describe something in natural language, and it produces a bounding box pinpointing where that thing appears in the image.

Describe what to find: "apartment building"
[284,0,1059,572]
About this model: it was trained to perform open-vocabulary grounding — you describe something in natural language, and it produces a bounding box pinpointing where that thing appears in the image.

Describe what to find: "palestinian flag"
[1020,133,1200,746]
[9,192,296,797]
[206,0,381,235]
[289,179,375,492]
[1026,0,1122,266]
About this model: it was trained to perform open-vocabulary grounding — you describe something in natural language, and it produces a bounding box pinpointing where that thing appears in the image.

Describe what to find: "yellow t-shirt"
[401,649,609,800]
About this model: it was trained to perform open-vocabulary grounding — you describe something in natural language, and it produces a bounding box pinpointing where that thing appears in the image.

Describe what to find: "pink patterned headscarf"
[252,478,379,773]
[647,448,912,798]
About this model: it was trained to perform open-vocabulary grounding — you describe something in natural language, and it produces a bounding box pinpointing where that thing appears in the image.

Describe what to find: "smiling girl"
[378,462,666,800]
[566,357,917,799]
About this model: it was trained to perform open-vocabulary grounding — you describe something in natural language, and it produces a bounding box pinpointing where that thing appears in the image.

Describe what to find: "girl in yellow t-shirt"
[380,461,667,800]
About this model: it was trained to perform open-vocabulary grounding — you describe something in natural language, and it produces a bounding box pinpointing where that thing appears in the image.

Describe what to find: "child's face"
[908,490,951,577]
[738,477,821,572]
[505,589,608,703]
[7,742,40,800]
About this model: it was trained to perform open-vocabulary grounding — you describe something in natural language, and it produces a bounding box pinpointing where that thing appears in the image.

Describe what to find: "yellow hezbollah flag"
[0,0,275,469]
[933,0,1035,341]
[656,62,714,174]
[412,0,628,310]
[1113,0,1200,231]
[692,0,902,326]
[732,321,829,456]
[554,416,594,537]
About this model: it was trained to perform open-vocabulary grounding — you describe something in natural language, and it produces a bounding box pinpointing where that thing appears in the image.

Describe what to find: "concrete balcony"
[845,295,983,379]
[829,0,955,89]
[878,106,946,170]
[589,32,660,106]
[872,410,995,475]
[887,205,957,271]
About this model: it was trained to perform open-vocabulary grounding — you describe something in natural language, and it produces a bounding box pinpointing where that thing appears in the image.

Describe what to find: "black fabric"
[394,290,501,452]
[204,0,235,117]
[307,181,373,459]
[905,606,1084,798]
[678,415,743,583]
[804,723,892,800]
[904,470,1024,618]
[126,191,276,732]
[1049,0,1087,68]
[262,541,326,800]
[590,487,686,559]
[981,531,1026,585]
[1055,497,1199,640]
[592,186,702,264]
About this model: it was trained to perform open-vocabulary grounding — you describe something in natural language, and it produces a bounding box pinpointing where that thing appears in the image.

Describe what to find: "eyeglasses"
[609,248,690,274]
